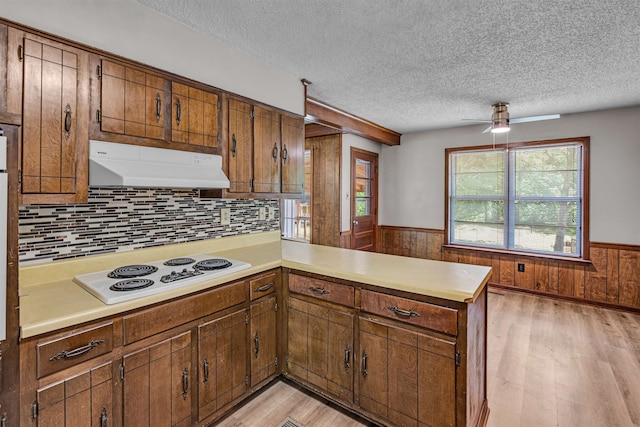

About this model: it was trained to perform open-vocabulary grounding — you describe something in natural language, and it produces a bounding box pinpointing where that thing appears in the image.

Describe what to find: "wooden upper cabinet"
[8,30,90,204]
[281,115,305,194]
[253,106,281,193]
[99,59,165,140]
[227,98,253,193]
[171,82,219,147]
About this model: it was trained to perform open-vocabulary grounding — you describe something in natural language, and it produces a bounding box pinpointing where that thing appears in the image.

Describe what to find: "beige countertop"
[19,231,491,339]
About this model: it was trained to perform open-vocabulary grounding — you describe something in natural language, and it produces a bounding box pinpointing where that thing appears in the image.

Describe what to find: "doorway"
[350,148,378,251]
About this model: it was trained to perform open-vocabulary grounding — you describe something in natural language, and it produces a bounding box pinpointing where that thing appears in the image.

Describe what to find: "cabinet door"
[36,362,113,427]
[16,32,89,204]
[197,309,248,421]
[172,82,219,147]
[358,317,456,427]
[287,297,354,402]
[250,296,277,386]
[281,115,305,194]
[252,106,281,193]
[100,59,165,140]
[122,331,192,427]
[227,99,253,192]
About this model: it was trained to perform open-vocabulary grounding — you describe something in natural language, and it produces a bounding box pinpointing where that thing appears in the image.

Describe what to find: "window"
[446,137,589,258]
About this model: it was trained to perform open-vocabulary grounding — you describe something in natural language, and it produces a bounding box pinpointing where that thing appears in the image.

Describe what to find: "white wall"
[380,106,640,245]
[0,0,304,116]
[341,134,382,232]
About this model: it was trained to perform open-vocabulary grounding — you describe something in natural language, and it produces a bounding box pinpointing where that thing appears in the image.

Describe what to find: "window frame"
[444,136,590,262]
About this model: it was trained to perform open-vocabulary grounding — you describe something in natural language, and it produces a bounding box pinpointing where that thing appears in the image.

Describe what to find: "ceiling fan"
[464,102,560,134]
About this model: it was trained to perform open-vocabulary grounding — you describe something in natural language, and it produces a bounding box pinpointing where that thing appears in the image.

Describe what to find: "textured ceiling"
[134,0,640,134]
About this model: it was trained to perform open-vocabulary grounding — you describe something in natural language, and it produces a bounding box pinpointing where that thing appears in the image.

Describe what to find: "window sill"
[442,244,593,266]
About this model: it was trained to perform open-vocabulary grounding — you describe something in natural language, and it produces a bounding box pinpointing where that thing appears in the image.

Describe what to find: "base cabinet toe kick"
[19,267,488,426]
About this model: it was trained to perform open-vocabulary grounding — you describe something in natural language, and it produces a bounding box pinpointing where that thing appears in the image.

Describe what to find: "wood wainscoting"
[378,225,640,311]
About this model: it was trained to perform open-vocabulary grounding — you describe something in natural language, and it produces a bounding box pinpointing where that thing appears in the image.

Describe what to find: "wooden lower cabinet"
[122,331,192,427]
[359,317,456,427]
[197,309,249,421]
[250,296,278,387]
[287,297,354,402]
[35,362,113,427]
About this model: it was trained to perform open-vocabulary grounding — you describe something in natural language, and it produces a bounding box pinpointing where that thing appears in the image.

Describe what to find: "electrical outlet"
[517,263,525,272]
[259,207,266,221]
[268,207,276,220]
[220,208,231,225]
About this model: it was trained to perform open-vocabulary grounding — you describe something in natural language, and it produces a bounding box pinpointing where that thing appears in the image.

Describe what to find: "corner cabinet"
[6,29,90,204]
[225,95,305,196]
[283,271,489,427]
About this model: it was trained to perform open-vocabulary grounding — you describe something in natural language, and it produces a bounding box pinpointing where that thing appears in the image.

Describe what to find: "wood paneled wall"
[378,226,640,310]
[307,135,341,247]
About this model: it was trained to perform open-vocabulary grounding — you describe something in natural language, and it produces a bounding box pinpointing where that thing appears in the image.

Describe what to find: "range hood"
[89,140,230,189]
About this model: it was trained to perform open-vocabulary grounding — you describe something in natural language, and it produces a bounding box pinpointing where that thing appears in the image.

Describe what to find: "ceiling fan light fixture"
[491,119,510,133]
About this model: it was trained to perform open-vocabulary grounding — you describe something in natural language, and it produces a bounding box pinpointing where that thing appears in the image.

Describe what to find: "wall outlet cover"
[268,207,276,220]
[259,207,266,221]
[220,208,231,225]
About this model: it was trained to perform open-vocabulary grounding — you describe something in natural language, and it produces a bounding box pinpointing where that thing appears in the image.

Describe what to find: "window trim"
[444,136,590,261]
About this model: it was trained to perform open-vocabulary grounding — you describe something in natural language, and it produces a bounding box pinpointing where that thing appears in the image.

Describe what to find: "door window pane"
[356,198,371,216]
[355,159,371,178]
[355,178,371,197]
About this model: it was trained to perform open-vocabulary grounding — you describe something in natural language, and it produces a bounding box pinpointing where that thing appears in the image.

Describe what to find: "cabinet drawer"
[250,271,278,301]
[360,290,458,336]
[289,274,354,307]
[123,281,247,345]
[36,323,114,378]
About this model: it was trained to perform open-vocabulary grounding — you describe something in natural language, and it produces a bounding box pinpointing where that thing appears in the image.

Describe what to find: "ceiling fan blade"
[482,125,493,133]
[461,119,492,123]
[510,114,560,124]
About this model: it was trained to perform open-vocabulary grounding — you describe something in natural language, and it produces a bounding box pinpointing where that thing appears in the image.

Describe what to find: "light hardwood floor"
[217,289,640,426]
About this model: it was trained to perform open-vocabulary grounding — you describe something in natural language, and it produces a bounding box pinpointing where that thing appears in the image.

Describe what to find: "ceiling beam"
[305,97,401,146]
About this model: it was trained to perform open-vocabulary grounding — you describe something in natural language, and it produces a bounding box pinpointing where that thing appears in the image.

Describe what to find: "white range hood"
[89,140,230,189]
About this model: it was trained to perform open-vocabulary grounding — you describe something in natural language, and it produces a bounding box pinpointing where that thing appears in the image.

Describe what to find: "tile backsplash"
[19,188,280,264]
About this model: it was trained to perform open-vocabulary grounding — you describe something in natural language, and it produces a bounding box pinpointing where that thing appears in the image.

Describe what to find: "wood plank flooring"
[217,289,640,426]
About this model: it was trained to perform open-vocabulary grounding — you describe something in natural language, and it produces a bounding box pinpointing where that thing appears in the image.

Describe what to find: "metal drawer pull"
[64,104,72,138]
[254,282,274,292]
[176,98,182,125]
[254,332,260,356]
[203,357,209,384]
[100,406,108,427]
[231,134,237,157]
[387,305,420,317]
[182,368,189,400]
[362,350,368,377]
[345,344,351,372]
[156,93,162,122]
[49,339,105,361]
[309,286,329,295]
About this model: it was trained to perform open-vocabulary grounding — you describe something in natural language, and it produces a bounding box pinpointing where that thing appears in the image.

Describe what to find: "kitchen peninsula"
[19,231,491,426]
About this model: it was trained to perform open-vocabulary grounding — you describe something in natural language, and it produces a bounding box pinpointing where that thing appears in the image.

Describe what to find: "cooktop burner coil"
[109,278,155,291]
[108,265,158,279]
[194,259,233,271]
[164,257,196,266]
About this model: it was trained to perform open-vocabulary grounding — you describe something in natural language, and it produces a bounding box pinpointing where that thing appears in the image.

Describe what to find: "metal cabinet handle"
[182,368,189,400]
[345,344,351,372]
[203,357,209,384]
[100,406,108,427]
[362,350,368,377]
[254,282,274,292]
[49,339,105,361]
[309,286,329,295]
[282,144,289,162]
[156,93,162,122]
[64,104,72,139]
[387,305,420,317]
[272,142,278,161]
[254,332,260,357]
[176,98,182,126]
[231,134,237,157]
[1,412,7,427]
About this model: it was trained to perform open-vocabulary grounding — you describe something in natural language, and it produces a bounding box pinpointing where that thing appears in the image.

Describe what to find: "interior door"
[350,148,378,251]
